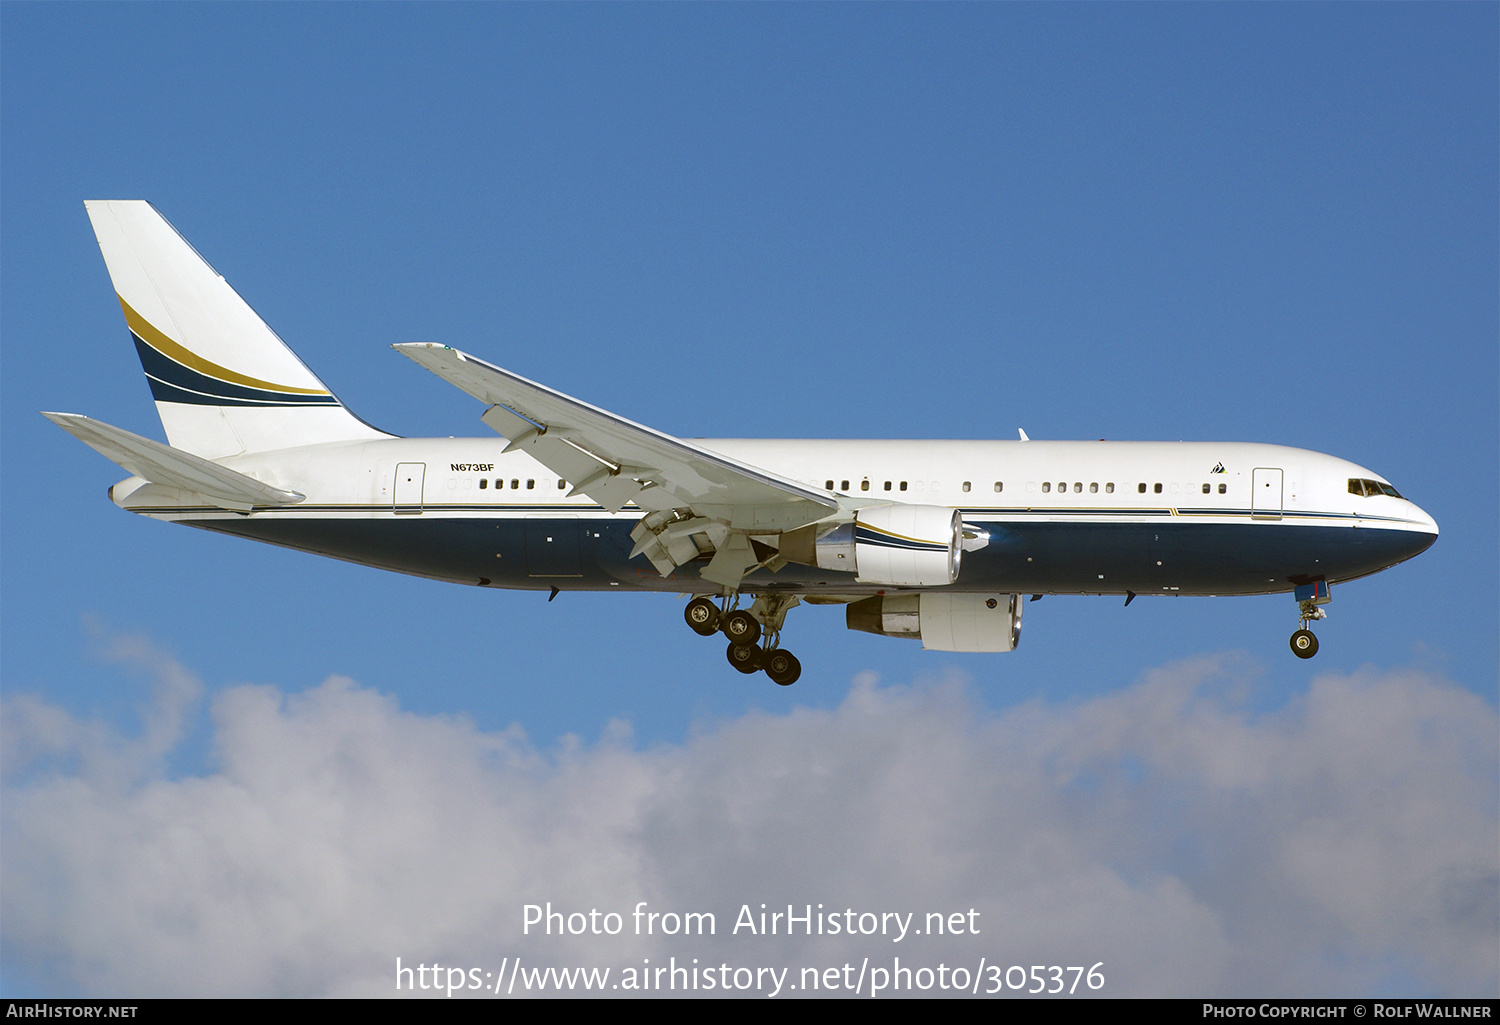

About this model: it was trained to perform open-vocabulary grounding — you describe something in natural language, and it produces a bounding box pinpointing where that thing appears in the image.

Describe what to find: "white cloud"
[2,641,1495,997]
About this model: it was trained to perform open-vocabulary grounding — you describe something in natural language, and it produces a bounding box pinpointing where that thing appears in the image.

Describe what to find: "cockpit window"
[1349,478,1403,499]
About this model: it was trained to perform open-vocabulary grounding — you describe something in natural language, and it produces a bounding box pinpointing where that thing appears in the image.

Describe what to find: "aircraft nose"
[1399,500,1440,560]
[1409,500,1439,537]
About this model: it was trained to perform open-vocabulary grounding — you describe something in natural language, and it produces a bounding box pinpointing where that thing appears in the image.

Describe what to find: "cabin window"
[1202,483,1210,494]
[1138,483,1147,494]
[511,479,520,489]
[1219,483,1226,494]
[1106,483,1114,493]
[841,480,850,491]
[479,479,487,489]
[884,481,892,491]
[526,479,535,490]
[1090,482,1098,493]
[962,481,971,493]
[900,481,908,491]
[558,480,567,490]
[1042,482,1051,493]
[1074,482,1082,493]
[825,479,834,490]
[1154,483,1163,494]
[860,480,870,492]
[994,482,1003,493]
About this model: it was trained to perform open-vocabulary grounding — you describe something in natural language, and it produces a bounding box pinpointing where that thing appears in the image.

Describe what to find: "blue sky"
[2,3,1495,998]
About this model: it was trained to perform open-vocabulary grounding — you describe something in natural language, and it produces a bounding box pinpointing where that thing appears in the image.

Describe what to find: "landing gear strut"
[687,593,803,685]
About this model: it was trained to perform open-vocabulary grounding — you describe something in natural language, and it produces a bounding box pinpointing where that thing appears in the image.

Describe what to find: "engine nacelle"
[853,504,963,586]
[846,593,1022,652]
[783,504,961,586]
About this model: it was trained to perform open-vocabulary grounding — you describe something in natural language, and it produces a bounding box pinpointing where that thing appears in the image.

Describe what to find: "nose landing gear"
[1289,581,1330,659]
[688,593,803,685]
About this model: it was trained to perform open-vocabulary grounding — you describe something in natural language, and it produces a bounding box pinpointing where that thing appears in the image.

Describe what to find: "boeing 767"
[45,201,1439,685]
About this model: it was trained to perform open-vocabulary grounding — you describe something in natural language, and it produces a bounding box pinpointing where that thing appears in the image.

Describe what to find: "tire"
[764,649,801,686]
[685,597,720,636]
[727,642,762,674]
[722,610,761,645]
[1290,629,1319,659]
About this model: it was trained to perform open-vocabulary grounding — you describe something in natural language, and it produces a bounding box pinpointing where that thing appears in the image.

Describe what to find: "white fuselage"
[108,437,1438,598]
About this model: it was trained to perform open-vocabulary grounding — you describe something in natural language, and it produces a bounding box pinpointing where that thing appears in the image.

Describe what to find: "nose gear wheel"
[1290,629,1318,658]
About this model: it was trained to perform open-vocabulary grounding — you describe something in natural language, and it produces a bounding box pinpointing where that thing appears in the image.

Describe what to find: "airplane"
[45,201,1439,686]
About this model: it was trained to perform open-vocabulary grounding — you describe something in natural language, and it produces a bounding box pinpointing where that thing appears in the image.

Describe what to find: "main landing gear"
[1289,581,1330,659]
[684,594,803,685]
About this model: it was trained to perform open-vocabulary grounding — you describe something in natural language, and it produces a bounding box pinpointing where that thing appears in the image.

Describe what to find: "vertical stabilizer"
[85,201,388,458]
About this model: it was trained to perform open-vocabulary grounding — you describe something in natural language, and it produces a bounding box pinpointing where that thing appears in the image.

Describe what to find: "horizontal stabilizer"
[42,412,304,512]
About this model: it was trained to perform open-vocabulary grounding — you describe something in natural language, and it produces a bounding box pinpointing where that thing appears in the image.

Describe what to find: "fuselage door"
[394,462,425,514]
[1251,467,1283,519]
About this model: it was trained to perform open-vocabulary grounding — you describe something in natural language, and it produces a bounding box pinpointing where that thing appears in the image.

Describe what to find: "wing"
[394,344,839,586]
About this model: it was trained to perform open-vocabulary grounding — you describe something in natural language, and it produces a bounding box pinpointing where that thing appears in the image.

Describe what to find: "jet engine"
[781,504,963,587]
[845,593,1022,652]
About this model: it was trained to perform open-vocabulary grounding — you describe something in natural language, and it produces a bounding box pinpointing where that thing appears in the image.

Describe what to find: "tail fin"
[85,201,388,458]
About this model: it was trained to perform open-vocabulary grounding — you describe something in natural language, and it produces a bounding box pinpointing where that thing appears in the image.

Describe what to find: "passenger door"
[394,463,425,515]
[1251,467,1283,519]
